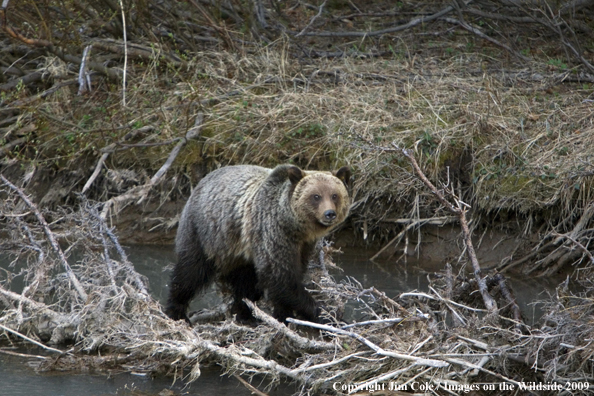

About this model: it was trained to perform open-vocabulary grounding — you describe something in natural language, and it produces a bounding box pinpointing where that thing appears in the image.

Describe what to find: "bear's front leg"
[258,263,320,323]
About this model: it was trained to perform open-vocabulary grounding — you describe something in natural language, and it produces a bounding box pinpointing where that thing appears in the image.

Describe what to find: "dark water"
[0,352,253,396]
[0,245,565,395]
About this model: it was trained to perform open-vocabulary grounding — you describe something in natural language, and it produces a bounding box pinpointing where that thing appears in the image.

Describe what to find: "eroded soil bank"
[0,158,578,283]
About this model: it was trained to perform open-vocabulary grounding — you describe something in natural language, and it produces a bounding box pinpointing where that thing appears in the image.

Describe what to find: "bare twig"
[0,175,88,302]
[296,0,326,37]
[286,318,449,368]
[100,113,203,218]
[0,323,64,354]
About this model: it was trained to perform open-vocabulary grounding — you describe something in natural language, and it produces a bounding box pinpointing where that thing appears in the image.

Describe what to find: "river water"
[0,245,566,395]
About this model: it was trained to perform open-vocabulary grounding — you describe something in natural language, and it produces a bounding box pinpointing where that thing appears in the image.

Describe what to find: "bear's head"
[289,166,351,239]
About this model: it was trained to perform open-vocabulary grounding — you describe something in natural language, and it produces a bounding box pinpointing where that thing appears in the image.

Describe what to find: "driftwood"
[500,203,594,276]
[359,138,499,317]
[1,174,593,394]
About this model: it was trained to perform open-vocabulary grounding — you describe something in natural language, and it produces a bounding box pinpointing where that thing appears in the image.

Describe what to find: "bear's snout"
[324,210,337,221]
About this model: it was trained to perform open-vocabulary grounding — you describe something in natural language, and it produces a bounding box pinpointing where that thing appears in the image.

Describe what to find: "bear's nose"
[324,210,337,220]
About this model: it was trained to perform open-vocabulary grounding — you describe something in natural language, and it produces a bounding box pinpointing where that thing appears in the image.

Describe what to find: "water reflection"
[126,244,565,324]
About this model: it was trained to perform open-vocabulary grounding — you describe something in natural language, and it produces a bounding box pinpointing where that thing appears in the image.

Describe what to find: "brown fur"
[165,164,351,323]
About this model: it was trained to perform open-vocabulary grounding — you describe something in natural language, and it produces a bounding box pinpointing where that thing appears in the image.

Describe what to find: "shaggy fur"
[165,164,351,324]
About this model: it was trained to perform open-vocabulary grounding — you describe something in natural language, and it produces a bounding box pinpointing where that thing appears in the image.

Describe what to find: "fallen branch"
[233,373,269,396]
[244,299,336,353]
[3,79,79,108]
[81,126,154,194]
[494,274,523,331]
[0,323,63,354]
[100,113,203,219]
[296,1,465,37]
[92,39,187,68]
[444,357,522,387]
[286,318,449,368]
[441,17,531,62]
[399,291,488,313]
[0,175,88,302]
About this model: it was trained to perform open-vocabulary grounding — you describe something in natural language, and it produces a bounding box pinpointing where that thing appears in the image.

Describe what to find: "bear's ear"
[334,166,351,187]
[287,165,305,185]
[269,164,305,186]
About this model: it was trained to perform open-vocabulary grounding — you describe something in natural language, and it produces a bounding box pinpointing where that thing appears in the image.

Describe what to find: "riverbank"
[2,23,594,275]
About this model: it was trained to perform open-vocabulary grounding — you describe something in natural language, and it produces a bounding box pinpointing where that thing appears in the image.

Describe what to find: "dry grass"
[85,46,594,222]
[2,1,594,273]
[3,41,592,257]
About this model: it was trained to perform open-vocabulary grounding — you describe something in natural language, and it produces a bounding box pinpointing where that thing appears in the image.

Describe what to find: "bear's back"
[177,165,271,266]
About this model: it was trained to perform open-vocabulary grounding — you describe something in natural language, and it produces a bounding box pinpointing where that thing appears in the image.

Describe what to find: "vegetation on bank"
[1,3,593,220]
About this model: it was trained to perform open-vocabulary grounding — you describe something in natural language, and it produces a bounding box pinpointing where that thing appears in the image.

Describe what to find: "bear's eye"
[313,194,321,201]
[332,193,338,201]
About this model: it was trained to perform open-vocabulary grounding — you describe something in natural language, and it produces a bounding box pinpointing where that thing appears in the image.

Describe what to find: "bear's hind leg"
[166,242,215,324]
[221,263,262,323]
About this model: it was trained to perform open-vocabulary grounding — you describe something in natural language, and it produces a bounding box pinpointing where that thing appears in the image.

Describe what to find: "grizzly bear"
[165,164,351,324]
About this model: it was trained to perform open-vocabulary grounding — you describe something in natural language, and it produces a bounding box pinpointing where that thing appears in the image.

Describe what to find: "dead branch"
[92,39,187,68]
[506,203,594,274]
[100,113,203,218]
[0,71,43,92]
[286,318,450,368]
[400,291,487,313]
[1,174,88,302]
[244,299,336,353]
[233,374,269,396]
[3,79,79,108]
[295,0,326,37]
[440,17,531,62]
[77,45,92,96]
[297,1,465,37]
[494,274,523,331]
[551,231,594,266]
[0,323,63,354]
[81,126,154,194]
